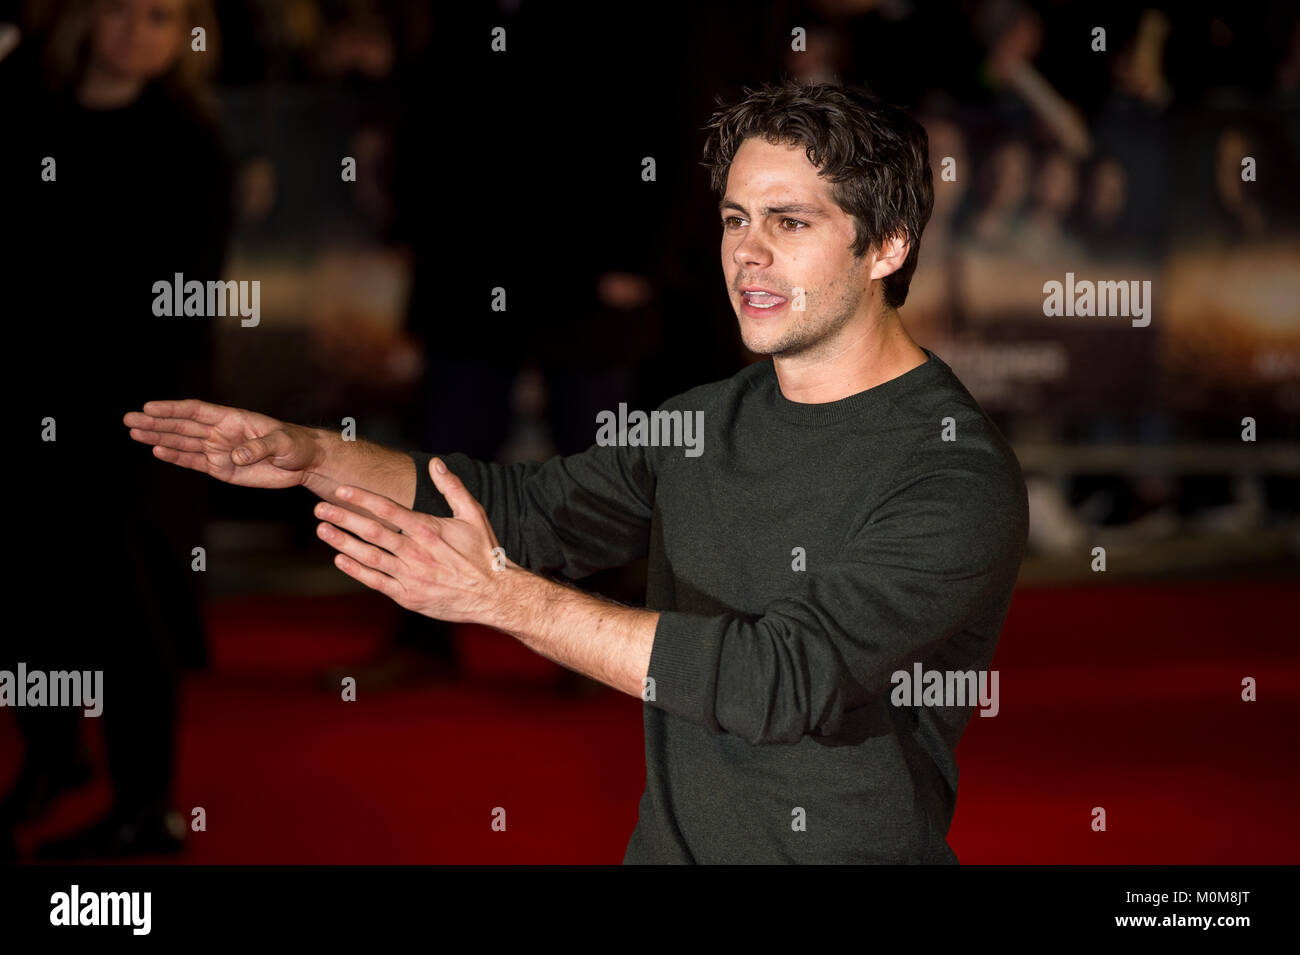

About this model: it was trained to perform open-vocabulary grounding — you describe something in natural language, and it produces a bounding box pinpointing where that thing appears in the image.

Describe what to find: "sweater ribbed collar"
[757,347,946,427]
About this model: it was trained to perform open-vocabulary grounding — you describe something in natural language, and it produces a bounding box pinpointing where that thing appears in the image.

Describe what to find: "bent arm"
[489,568,658,696]
[408,442,657,579]
[644,452,1028,744]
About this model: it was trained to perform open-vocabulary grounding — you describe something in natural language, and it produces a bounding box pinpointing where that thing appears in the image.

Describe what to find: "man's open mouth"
[740,288,788,310]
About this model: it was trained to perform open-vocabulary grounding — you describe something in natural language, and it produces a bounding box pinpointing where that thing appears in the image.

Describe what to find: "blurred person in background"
[337,4,667,692]
[320,7,523,691]
[1077,156,1132,258]
[1015,148,1085,264]
[973,0,1091,158]
[965,138,1032,251]
[1092,7,1172,263]
[1214,125,1269,240]
[902,113,969,348]
[1,0,231,860]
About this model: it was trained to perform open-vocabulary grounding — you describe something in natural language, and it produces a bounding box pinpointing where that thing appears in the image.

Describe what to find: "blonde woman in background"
[2,0,231,861]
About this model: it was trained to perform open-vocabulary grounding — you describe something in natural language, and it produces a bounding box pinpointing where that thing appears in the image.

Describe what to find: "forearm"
[488,567,657,698]
[303,428,419,509]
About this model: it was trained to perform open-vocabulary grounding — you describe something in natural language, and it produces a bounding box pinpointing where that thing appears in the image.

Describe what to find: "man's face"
[720,137,874,358]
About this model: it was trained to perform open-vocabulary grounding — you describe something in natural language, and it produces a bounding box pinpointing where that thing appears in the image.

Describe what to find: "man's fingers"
[331,485,419,535]
[139,398,233,426]
[428,457,484,521]
[129,427,206,454]
[151,445,215,476]
[331,484,435,543]
[314,500,409,562]
[123,411,208,440]
[316,518,407,580]
[331,552,405,603]
[423,460,500,552]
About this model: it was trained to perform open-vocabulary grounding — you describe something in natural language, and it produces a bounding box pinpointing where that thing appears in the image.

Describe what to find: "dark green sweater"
[410,347,1028,864]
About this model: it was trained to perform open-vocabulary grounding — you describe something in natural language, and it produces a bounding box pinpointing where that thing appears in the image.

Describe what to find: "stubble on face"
[737,253,871,359]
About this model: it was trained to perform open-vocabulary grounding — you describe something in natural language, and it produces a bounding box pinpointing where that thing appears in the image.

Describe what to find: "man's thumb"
[233,431,289,466]
[428,456,475,518]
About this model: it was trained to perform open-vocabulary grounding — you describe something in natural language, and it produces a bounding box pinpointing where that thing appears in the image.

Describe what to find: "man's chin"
[738,322,785,357]
[740,329,797,358]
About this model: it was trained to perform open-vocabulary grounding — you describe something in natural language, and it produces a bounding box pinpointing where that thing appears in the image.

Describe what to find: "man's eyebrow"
[719,199,829,218]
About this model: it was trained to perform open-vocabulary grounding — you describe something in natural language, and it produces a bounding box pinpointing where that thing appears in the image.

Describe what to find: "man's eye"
[722,217,744,229]
[781,218,807,230]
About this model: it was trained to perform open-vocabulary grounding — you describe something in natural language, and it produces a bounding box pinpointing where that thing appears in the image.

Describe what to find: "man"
[125,81,1028,864]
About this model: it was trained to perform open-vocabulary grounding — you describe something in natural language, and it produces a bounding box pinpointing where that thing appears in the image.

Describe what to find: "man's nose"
[732,230,773,269]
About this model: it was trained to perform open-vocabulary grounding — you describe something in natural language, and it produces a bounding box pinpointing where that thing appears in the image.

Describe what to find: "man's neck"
[773,311,928,404]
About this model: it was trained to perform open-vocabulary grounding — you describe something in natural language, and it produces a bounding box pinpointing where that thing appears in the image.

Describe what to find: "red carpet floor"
[6,580,1298,863]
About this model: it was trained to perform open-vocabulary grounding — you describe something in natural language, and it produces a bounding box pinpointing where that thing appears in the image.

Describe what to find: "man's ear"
[868,232,910,282]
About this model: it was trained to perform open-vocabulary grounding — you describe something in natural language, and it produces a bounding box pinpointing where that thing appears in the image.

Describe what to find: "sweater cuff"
[408,451,453,517]
[646,611,729,732]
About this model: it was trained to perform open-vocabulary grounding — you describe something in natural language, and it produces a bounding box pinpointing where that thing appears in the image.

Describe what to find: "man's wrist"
[484,564,539,635]
[300,427,337,491]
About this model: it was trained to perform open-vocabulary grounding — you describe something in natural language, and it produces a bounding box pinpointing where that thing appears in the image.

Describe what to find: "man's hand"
[314,457,513,624]
[316,456,658,696]
[124,399,322,490]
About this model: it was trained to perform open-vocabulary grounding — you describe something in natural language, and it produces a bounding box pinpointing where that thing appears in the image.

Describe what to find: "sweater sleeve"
[408,441,657,580]
[645,443,1028,744]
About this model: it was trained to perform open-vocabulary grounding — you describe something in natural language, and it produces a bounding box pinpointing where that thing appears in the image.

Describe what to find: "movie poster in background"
[1160,111,1300,420]
[908,110,1299,427]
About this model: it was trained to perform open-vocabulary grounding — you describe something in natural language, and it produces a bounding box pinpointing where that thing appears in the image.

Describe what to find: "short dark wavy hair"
[701,81,934,310]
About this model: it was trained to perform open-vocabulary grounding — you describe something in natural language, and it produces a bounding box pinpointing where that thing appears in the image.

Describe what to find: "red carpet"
[5,580,1298,863]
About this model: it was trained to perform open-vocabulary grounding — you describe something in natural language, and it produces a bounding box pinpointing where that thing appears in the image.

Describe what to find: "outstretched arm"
[124,398,419,528]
